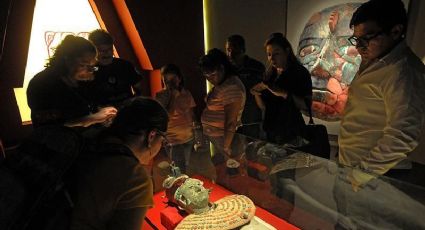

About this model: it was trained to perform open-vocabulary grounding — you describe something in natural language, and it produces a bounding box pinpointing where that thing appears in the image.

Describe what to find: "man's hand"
[347,168,376,192]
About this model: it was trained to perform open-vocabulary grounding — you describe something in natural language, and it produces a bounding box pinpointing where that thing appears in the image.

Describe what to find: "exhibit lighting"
[202,0,212,92]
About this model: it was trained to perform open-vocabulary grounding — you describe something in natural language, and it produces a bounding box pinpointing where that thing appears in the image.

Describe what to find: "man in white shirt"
[333,1,425,228]
[339,0,425,187]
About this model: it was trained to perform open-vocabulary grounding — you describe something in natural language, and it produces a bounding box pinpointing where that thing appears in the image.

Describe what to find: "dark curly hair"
[45,35,96,76]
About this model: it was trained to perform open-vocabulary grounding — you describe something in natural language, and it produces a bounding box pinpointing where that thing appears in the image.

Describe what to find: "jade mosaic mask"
[174,178,211,214]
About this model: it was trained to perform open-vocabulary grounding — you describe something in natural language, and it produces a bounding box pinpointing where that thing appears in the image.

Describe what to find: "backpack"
[0,126,83,230]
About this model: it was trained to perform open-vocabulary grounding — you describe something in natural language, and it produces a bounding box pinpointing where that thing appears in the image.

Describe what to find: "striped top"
[202,76,246,137]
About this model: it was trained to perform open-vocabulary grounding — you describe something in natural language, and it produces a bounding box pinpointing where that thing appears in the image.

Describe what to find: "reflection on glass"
[153,123,425,229]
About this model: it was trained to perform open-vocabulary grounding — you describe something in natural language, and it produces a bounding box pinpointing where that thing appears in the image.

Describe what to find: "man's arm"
[223,100,243,155]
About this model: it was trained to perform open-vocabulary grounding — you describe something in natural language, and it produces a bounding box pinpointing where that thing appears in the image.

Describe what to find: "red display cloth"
[145,175,299,230]
[141,220,155,230]
[248,160,268,172]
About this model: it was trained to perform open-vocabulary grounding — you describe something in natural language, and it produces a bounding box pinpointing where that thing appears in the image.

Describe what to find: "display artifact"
[162,164,256,229]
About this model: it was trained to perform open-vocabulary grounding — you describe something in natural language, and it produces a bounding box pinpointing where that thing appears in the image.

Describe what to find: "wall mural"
[44,31,89,58]
[297,3,362,121]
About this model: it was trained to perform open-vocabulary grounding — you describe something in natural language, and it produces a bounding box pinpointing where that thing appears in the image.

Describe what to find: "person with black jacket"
[251,33,312,145]
[27,35,117,129]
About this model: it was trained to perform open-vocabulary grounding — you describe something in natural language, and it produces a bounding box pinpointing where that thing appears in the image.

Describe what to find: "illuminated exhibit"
[1,0,425,229]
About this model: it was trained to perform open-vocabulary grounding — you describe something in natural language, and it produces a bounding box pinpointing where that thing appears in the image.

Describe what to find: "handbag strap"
[304,96,314,125]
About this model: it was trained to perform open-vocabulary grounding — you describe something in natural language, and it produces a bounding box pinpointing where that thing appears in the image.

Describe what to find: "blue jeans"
[165,140,193,173]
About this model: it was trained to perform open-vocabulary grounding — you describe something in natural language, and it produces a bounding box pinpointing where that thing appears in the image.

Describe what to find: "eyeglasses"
[128,128,168,143]
[79,64,99,72]
[348,31,385,47]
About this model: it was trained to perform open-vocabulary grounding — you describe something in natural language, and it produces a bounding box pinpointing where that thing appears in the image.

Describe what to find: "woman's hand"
[250,88,262,96]
[64,106,117,128]
[223,146,232,159]
[252,82,288,99]
[268,87,288,99]
[250,82,268,95]
[87,106,117,126]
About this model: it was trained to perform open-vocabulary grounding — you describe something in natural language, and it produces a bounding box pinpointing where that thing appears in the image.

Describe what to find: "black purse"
[297,97,331,159]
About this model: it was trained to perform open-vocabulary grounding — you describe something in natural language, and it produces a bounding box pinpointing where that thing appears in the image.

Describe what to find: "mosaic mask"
[174,178,211,214]
[297,3,362,120]
[163,175,211,214]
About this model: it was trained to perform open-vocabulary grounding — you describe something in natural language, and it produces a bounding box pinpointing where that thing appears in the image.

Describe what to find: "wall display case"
[146,125,425,230]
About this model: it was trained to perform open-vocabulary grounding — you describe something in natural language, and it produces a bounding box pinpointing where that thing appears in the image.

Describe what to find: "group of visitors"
[20,0,425,229]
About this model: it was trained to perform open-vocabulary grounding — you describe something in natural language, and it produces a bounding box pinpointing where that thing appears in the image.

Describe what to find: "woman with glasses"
[251,33,312,145]
[199,48,246,164]
[71,97,169,230]
[27,35,117,128]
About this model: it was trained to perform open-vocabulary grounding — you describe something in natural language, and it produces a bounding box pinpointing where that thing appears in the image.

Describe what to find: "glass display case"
[146,124,425,230]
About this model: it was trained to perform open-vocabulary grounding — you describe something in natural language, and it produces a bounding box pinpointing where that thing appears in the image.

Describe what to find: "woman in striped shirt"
[199,48,246,165]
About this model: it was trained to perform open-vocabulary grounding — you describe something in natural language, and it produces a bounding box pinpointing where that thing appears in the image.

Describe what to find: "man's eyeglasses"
[79,64,99,72]
[128,128,169,145]
[348,31,385,47]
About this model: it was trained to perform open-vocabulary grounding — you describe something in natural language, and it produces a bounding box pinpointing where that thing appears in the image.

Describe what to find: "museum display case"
[145,124,425,230]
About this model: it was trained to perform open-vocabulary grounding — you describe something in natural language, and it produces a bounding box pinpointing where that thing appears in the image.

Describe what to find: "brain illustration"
[297,3,362,121]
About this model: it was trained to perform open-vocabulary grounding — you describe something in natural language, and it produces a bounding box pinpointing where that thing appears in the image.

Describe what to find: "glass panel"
[154,123,425,229]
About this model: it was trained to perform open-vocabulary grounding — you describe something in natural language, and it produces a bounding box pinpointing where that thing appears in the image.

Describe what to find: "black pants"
[383,162,425,203]
[384,162,425,187]
[237,123,262,139]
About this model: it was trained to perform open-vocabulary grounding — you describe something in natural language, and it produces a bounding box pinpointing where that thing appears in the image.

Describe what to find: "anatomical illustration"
[297,3,362,121]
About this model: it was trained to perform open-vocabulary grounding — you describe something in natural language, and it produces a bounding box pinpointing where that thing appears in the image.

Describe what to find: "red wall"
[0,0,36,146]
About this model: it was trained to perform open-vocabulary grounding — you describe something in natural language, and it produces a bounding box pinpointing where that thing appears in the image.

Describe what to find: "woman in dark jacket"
[251,33,312,145]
